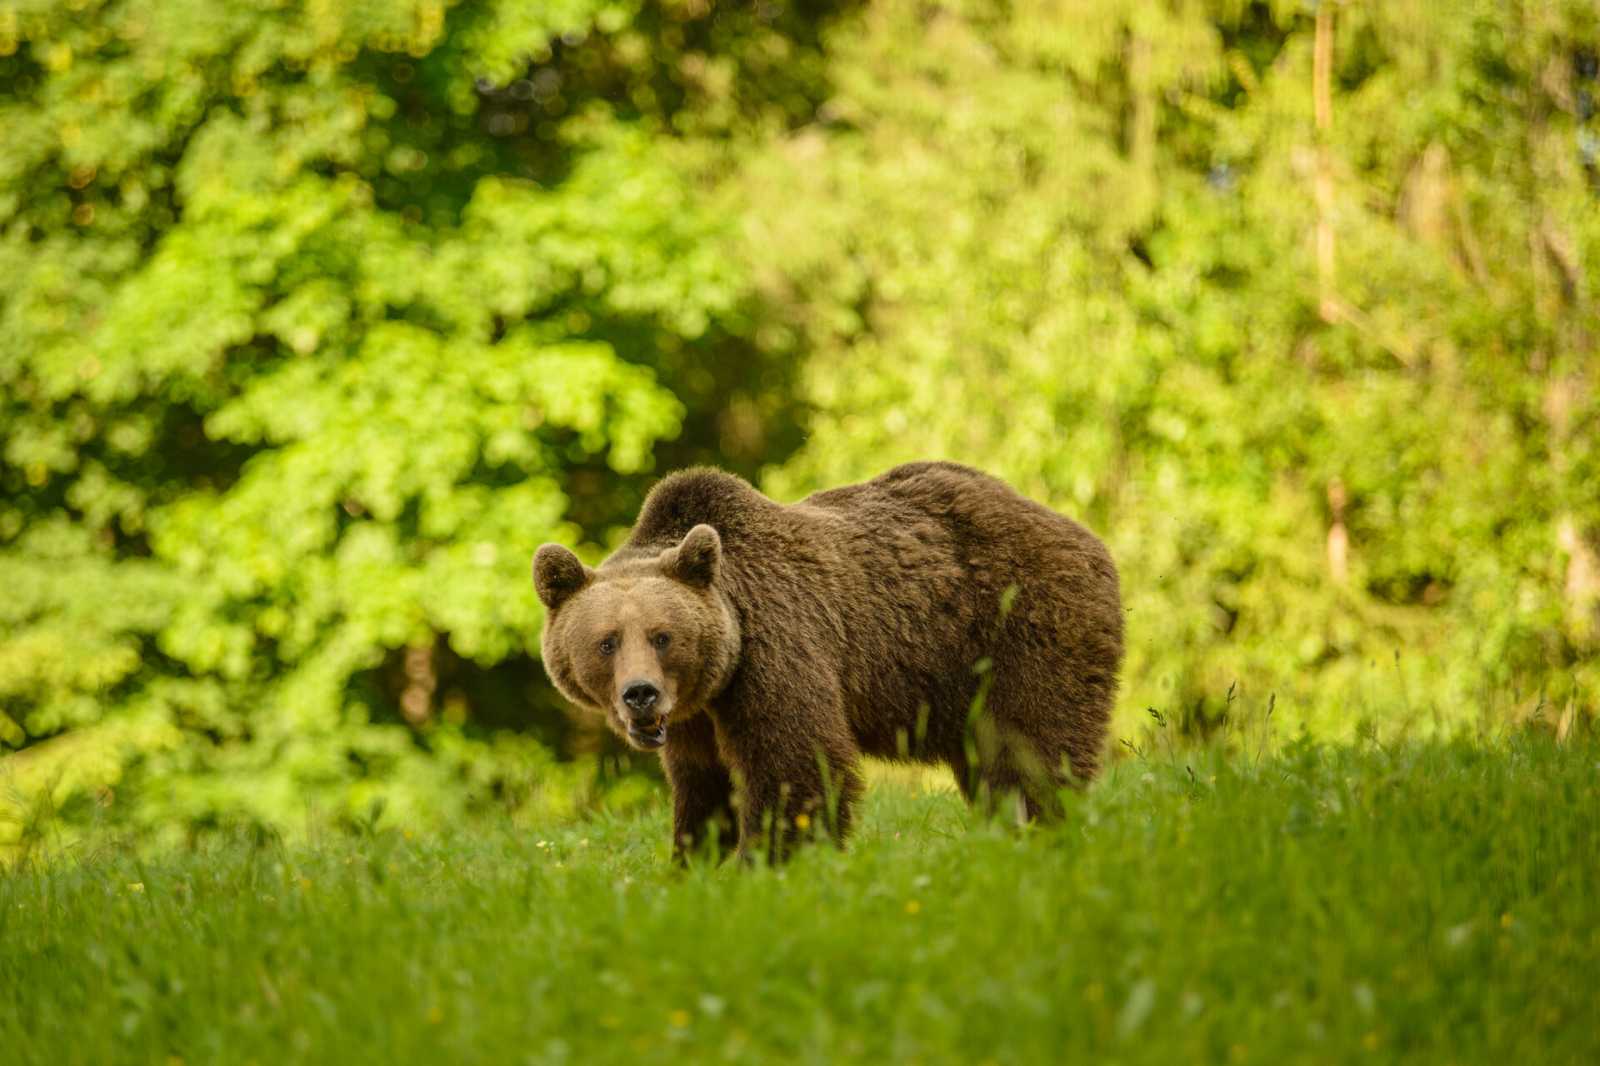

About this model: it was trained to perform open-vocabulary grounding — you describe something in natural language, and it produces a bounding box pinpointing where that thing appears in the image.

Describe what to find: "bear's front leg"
[661,713,739,862]
[717,696,863,863]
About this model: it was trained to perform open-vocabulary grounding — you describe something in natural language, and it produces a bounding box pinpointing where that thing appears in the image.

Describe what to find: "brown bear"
[533,461,1123,860]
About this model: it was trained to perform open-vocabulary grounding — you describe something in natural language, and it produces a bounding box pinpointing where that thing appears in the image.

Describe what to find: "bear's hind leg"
[954,662,1105,822]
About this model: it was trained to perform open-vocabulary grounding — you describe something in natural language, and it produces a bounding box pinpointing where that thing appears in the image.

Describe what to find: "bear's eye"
[651,633,671,651]
[598,637,616,656]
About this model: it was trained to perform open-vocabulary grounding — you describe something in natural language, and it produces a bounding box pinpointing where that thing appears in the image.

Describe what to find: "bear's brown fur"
[534,461,1123,860]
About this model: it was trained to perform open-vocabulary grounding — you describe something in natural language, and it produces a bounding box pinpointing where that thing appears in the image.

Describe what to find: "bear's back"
[802,461,1100,559]
[616,461,1115,625]
[802,460,1024,518]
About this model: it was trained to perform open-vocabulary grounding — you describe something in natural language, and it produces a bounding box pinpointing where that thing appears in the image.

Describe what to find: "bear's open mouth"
[627,717,668,750]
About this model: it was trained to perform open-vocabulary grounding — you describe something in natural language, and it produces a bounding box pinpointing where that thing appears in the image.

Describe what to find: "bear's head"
[533,524,740,751]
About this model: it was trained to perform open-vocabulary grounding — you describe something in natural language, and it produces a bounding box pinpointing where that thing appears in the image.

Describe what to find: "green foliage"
[3,737,1598,1063]
[745,0,1600,739]
[0,0,829,839]
[3,0,1598,840]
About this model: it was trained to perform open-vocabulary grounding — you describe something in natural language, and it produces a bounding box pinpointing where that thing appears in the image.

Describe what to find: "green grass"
[3,735,1597,1065]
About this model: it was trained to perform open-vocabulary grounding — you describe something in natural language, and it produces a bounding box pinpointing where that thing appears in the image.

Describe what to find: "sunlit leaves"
[0,0,738,834]
[751,0,1600,738]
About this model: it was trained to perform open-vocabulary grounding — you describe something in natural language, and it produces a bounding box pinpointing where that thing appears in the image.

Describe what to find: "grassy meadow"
[5,731,1597,1066]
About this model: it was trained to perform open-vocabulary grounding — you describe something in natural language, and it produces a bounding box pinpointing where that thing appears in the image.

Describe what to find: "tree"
[0,0,839,841]
[742,0,1600,738]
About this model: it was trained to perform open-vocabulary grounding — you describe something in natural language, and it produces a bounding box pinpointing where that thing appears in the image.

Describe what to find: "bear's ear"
[662,524,721,590]
[533,544,592,610]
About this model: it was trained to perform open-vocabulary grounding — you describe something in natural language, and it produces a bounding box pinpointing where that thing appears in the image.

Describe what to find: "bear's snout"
[621,681,661,720]
[620,680,669,750]
[619,680,668,750]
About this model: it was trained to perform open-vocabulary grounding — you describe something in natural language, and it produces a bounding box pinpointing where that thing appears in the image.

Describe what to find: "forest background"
[2,0,1597,846]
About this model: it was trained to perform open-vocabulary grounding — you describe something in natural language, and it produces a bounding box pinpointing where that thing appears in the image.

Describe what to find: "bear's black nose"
[622,681,660,716]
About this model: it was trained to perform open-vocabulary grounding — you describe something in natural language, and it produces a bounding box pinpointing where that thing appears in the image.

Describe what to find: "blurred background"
[2,0,1597,849]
